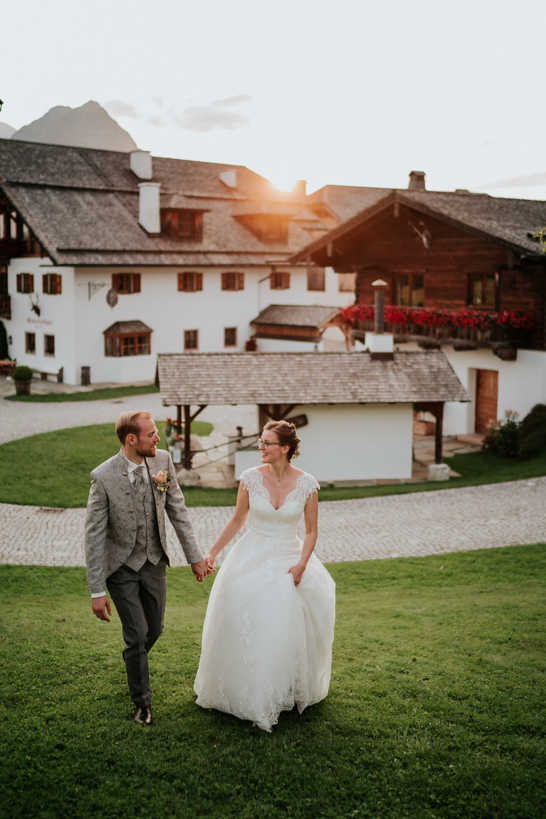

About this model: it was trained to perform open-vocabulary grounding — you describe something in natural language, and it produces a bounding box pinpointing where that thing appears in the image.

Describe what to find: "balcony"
[342,306,534,362]
[0,293,10,320]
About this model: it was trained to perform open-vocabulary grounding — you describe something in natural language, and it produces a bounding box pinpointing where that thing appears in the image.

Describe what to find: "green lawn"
[4,383,160,402]
[1,544,544,818]
[0,422,544,508]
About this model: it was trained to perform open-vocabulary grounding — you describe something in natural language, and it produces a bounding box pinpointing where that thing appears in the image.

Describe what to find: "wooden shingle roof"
[157,351,469,406]
[250,305,340,329]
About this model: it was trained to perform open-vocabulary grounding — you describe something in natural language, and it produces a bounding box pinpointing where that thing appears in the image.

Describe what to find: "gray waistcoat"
[125,476,164,571]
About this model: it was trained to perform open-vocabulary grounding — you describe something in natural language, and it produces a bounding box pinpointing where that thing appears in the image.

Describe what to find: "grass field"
[0,544,545,818]
[0,422,544,508]
[4,384,160,402]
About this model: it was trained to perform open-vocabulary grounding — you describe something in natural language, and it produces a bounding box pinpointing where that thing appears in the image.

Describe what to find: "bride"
[194,420,336,732]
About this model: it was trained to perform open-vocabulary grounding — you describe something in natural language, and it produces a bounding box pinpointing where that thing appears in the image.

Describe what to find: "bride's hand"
[205,554,216,575]
[288,563,305,588]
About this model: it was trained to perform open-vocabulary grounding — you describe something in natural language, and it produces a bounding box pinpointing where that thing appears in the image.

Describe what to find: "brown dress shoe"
[133,706,153,725]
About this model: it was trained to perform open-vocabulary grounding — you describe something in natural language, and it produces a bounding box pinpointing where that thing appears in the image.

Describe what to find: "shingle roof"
[250,305,340,328]
[104,320,153,335]
[0,139,318,267]
[307,185,391,223]
[292,189,546,262]
[157,351,469,406]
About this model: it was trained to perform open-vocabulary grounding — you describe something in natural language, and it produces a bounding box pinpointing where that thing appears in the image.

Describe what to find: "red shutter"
[133,274,141,293]
[16,273,21,293]
[222,272,228,290]
[238,272,244,291]
[178,273,184,291]
[112,274,120,291]
[196,273,203,291]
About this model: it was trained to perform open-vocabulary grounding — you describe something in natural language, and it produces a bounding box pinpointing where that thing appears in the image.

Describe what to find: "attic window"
[262,215,287,242]
[161,209,203,241]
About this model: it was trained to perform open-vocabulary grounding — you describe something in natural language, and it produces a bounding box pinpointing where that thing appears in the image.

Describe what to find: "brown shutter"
[16,273,21,292]
[178,273,184,291]
[43,274,48,294]
[133,274,141,293]
[222,272,228,290]
[196,273,203,291]
[238,272,244,291]
[29,274,34,293]
[55,274,62,295]
[284,272,290,289]
[112,274,120,291]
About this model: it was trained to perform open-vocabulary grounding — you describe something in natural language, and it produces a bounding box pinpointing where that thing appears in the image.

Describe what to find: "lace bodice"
[239,467,319,540]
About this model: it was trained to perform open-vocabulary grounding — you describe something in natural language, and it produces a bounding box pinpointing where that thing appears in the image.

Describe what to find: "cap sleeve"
[238,467,260,493]
[304,473,320,503]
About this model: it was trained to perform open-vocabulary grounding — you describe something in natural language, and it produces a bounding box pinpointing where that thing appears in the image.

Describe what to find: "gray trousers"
[106,554,167,708]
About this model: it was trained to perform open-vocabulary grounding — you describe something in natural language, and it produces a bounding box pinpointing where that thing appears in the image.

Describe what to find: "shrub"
[519,403,546,460]
[12,365,33,382]
[482,410,522,458]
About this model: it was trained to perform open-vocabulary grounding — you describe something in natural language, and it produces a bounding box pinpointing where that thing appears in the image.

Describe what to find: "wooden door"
[475,369,498,433]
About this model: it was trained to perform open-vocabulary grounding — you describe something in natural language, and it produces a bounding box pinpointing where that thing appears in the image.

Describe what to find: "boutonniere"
[152,470,171,492]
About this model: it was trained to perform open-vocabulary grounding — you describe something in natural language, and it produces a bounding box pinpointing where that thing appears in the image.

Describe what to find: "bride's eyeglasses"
[257,439,282,449]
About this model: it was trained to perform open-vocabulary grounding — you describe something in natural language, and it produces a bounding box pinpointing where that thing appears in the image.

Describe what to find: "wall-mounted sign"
[106,288,118,308]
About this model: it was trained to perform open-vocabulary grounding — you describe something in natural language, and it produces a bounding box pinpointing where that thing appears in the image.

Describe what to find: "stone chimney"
[408,170,426,191]
[130,150,153,180]
[138,182,161,234]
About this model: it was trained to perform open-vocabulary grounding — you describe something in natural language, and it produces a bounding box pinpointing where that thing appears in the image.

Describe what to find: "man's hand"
[191,559,213,582]
[91,595,112,621]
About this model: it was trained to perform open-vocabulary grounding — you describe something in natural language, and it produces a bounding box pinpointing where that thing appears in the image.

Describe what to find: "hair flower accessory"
[152,470,171,492]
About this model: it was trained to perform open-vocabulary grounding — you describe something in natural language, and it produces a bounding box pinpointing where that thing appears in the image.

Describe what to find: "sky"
[2,0,545,198]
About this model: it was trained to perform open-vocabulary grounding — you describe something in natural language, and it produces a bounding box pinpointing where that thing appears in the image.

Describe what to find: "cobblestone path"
[1,477,544,568]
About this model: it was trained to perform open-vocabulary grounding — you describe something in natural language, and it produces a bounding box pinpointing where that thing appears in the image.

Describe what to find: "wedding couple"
[85,411,335,731]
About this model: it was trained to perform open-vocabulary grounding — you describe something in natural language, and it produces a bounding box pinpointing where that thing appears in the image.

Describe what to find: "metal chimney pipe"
[372,279,388,334]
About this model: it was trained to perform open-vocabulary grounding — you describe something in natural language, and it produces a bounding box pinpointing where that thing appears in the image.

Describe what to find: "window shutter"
[178,273,184,291]
[112,274,120,291]
[16,273,21,292]
[133,274,141,293]
[283,272,290,289]
[222,272,228,290]
[43,274,48,294]
[29,274,34,293]
[238,273,244,291]
[55,274,62,295]
[196,273,203,291]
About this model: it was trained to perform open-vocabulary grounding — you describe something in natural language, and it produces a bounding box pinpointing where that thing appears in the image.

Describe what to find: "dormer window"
[233,211,290,243]
[161,209,203,241]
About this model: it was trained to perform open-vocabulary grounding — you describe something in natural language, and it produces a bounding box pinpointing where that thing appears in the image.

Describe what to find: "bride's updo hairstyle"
[263,420,301,460]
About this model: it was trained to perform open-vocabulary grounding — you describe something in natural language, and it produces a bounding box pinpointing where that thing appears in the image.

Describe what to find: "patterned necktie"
[133,465,147,496]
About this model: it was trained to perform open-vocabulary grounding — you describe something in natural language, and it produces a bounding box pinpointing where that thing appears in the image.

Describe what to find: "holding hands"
[191,558,215,582]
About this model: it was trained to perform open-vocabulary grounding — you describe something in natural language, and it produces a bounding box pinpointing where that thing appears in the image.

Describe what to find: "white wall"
[6,258,77,382]
[441,346,546,435]
[235,403,414,482]
[305,266,355,308]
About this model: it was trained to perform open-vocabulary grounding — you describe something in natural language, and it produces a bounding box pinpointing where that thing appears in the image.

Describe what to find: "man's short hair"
[115,411,154,444]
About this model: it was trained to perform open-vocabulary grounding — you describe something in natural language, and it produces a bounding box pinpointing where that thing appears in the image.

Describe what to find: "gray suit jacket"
[85,449,203,594]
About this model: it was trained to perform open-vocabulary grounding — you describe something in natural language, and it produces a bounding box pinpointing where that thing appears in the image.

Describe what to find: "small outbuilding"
[156,350,469,483]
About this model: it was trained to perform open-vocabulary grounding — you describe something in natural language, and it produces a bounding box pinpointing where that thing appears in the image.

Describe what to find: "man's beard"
[135,442,156,458]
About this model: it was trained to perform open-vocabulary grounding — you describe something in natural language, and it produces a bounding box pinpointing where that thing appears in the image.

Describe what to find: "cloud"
[212,94,252,108]
[103,99,140,119]
[174,106,250,133]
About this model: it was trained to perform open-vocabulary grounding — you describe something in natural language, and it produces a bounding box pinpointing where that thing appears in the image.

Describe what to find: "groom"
[85,410,209,725]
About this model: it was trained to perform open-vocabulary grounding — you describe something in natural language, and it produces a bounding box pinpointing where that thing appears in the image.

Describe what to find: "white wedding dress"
[194,467,336,732]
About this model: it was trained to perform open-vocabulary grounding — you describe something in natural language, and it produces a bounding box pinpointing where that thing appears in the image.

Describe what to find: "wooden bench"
[0,359,17,376]
[32,366,64,383]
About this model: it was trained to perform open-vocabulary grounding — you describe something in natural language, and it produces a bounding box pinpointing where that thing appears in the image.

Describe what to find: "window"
[16,273,34,293]
[178,272,203,292]
[307,267,325,292]
[338,272,357,293]
[468,272,496,307]
[395,274,424,306]
[161,209,203,241]
[25,332,36,354]
[112,273,141,294]
[184,330,199,351]
[270,271,290,290]
[224,327,237,347]
[104,333,150,357]
[42,273,62,295]
[221,272,245,291]
[44,335,55,357]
